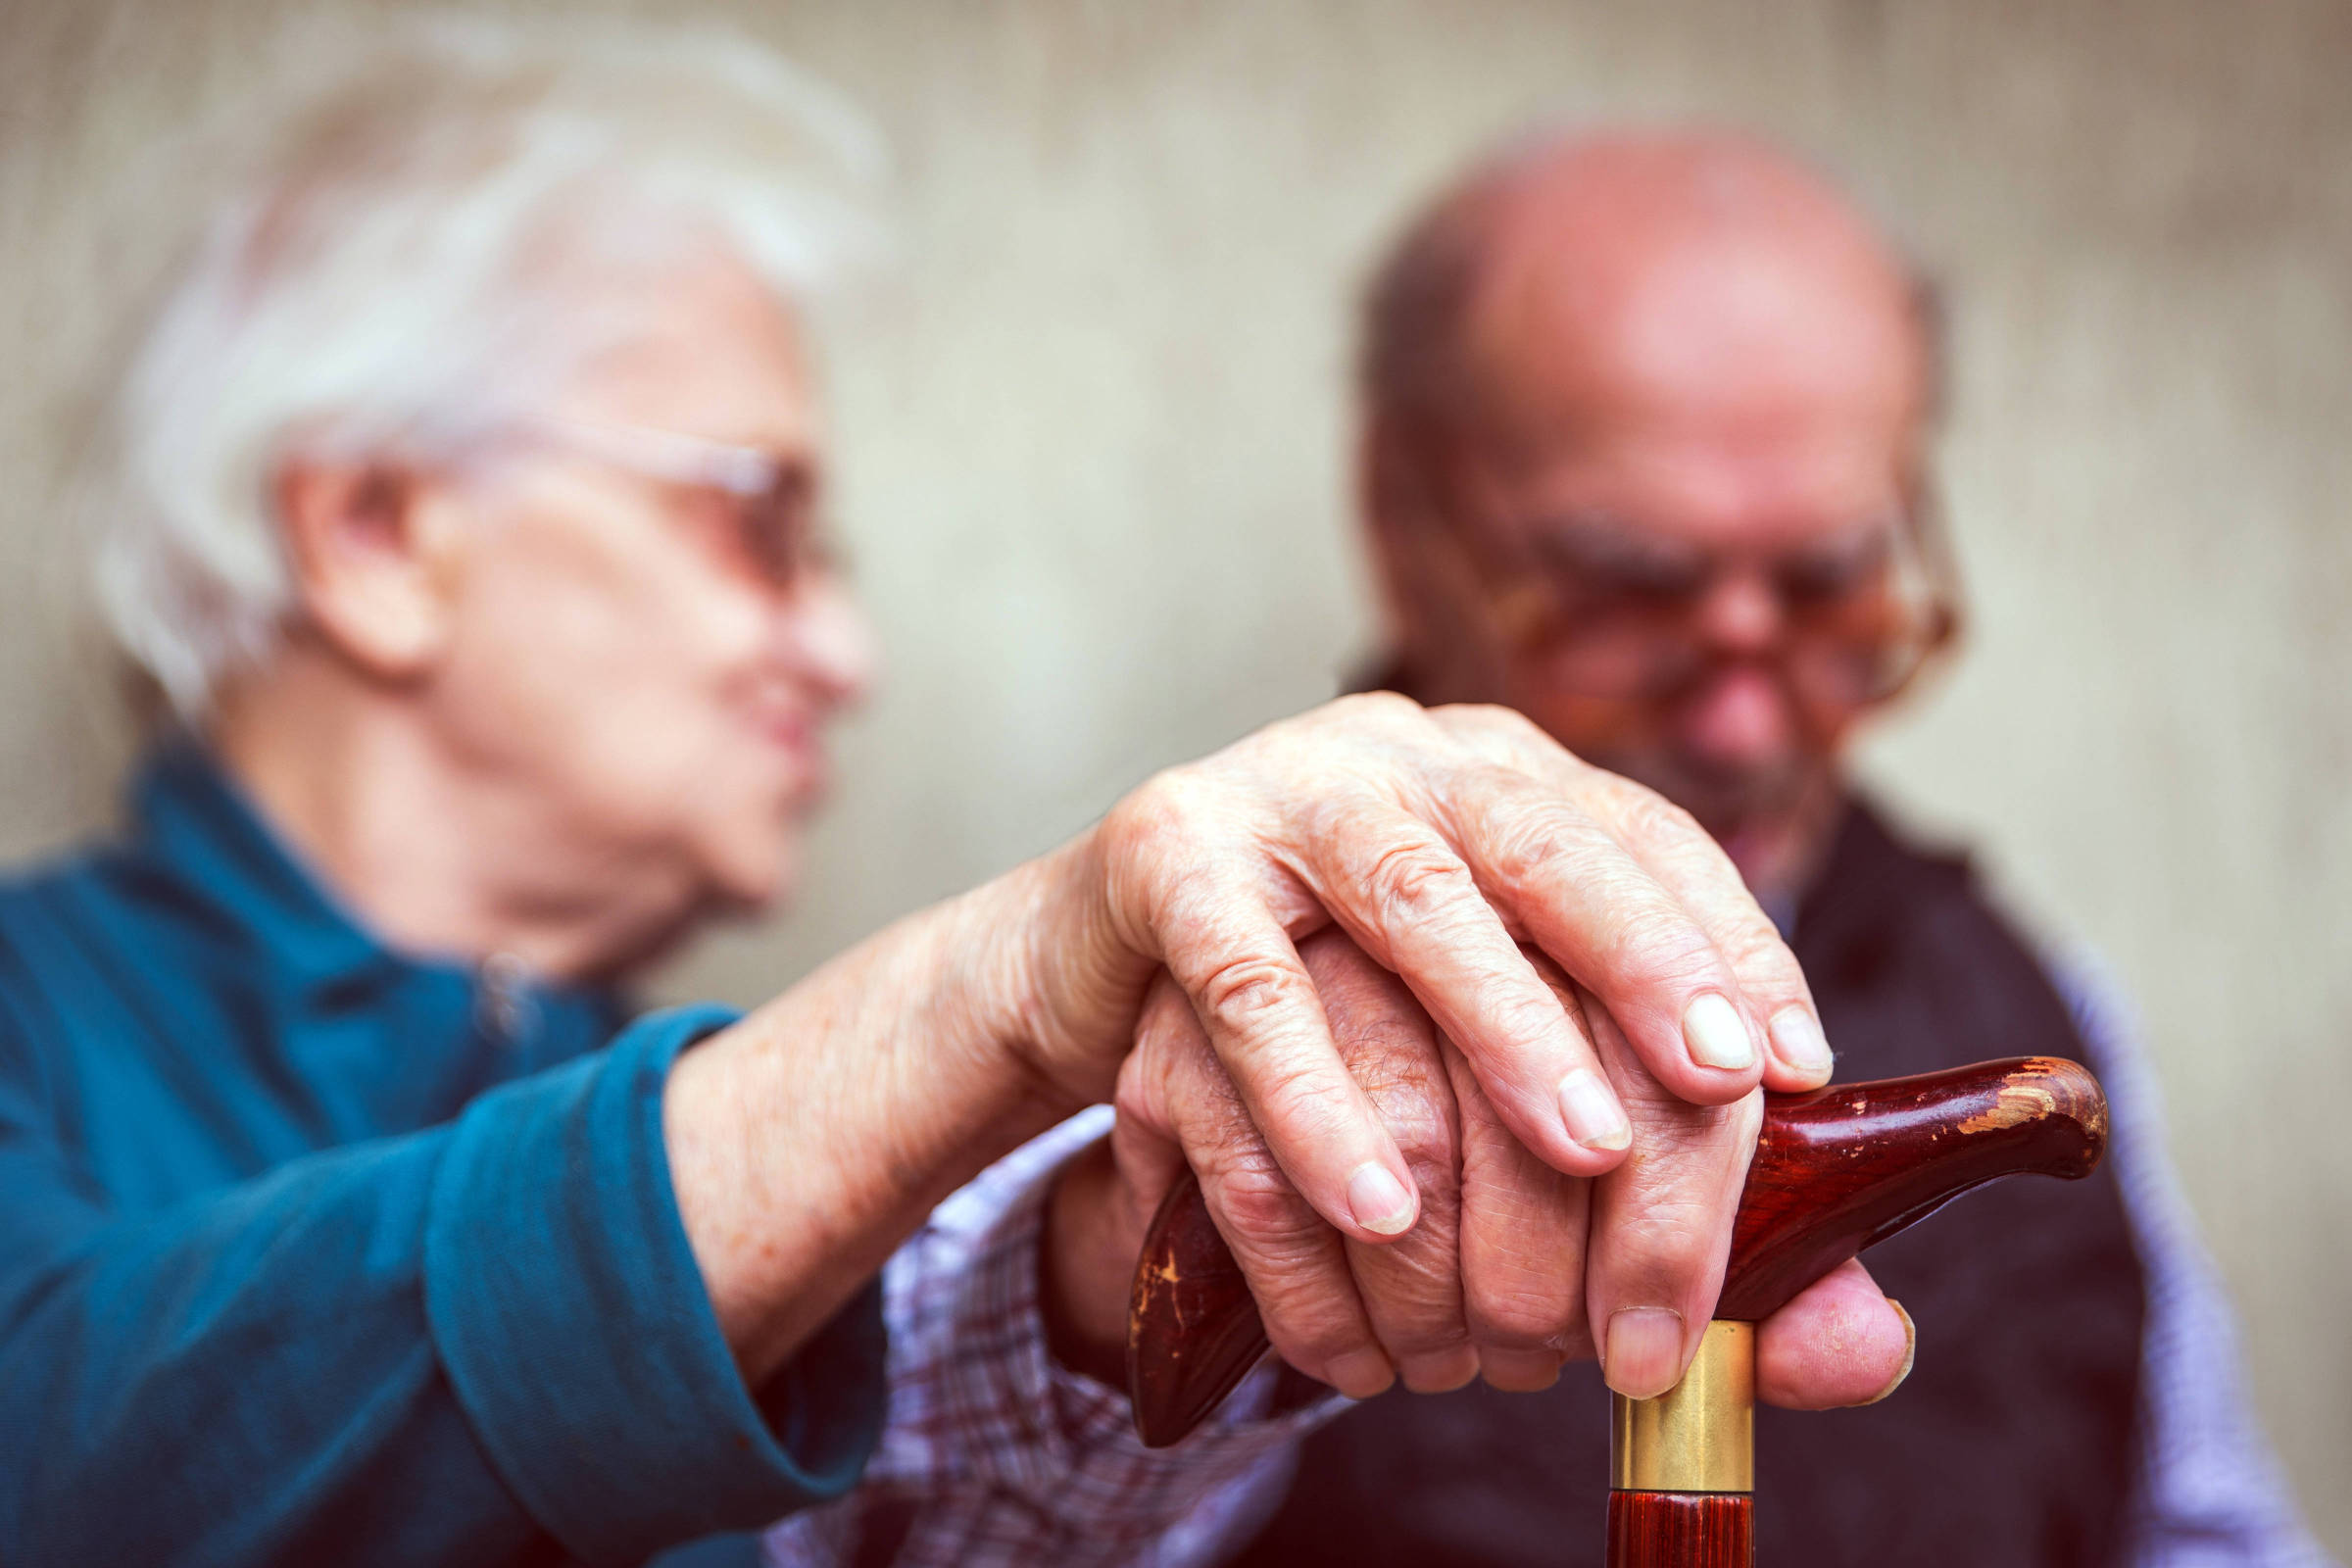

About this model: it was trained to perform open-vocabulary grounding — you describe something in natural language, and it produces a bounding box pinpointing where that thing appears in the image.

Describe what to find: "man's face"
[1372,209,1936,885]
[424,251,875,929]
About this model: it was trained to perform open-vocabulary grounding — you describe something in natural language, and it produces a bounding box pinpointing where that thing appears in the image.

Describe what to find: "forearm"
[2,1133,528,1564]
[667,851,1102,1384]
[1,1011,871,1565]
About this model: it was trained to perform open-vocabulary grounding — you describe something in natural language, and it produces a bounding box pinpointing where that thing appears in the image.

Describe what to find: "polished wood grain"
[1717,1054,2105,1317]
[1606,1491,1753,1568]
[1128,1055,2108,1447]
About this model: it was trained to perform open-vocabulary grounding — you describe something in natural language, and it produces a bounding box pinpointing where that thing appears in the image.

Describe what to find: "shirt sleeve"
[0,1004,885,1568]
[760,1108,1344,1568]
[2053,955,2339,1568]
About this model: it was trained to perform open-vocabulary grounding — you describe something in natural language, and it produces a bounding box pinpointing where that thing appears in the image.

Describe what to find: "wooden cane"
[1126,1056,2109,1567]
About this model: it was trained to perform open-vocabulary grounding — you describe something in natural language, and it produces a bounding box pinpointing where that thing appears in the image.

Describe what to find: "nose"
[1692,567,1785,658]
[1678,569,1795,765]
[778,572,879,710]
[1681,665,1792,765]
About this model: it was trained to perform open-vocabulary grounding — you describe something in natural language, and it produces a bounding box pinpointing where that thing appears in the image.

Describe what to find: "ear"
[272,458,466,682]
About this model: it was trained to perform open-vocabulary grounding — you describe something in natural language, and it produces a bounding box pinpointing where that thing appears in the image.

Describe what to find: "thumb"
[1109,1049,1189,1248]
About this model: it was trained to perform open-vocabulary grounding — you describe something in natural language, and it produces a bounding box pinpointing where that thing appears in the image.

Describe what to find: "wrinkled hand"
[1023,694,1840,1392]
[1052,932,1910,1408]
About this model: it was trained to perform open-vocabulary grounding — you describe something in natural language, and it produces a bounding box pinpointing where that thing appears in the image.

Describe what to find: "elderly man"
[0,33,1914,1568]
[1185,132,2325,1566]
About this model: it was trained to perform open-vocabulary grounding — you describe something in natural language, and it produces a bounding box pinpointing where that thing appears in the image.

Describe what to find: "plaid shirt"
[766,966,2333,1568]
[761,1107,1332,1568]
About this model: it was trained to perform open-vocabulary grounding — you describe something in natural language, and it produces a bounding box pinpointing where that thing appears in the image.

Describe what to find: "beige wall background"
[3,0,2347,1546]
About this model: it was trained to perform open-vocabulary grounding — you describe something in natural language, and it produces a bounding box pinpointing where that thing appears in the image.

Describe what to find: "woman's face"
[425,251,876,930]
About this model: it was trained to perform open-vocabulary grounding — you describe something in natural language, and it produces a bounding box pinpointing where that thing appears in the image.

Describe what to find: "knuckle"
[1609,777,1707,851]
[1476,794,1596,894]
[1266,1304,1376,1371]
[1720,912,1804,988]
[1349,1233,1466,1315]
[1600,901,1725,993]
[1196,953,1315,1042]
[1304,945,1427,1048]
[1615,1202,1719,1276]
[1469,1282,1583,1351]
[1380,1087,1457,1177]
[1212,1046,1372,1164]
[1320,977,1442,1076]
[1313,996,1460,1164]
[1332,689,1426,729]
[1365,838,1476,930]
[1443,702,1550,753]
[1607,1106,1754,1269]
[1485,981,1576,1057]
[1361,1285,1473,1362]
[1212,1155,1320,1244]
[1104,766,1215,865]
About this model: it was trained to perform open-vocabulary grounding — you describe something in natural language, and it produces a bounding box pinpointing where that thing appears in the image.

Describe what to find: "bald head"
[1358,130,1953,897]
[1363,130,1936,461]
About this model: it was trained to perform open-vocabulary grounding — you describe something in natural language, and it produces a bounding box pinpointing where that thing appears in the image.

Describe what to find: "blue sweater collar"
[124,741,396,994]
[122,741,627,1036]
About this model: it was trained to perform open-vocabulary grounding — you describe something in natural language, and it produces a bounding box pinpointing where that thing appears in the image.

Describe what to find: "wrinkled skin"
[1055,931,1908,1409]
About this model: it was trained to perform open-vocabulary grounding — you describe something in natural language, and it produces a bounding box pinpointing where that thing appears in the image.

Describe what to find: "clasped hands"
[668,693,1909,1412]
[1034,697,1913,1411]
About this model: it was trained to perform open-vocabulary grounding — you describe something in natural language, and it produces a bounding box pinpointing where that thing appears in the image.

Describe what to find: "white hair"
[90,15,889,717]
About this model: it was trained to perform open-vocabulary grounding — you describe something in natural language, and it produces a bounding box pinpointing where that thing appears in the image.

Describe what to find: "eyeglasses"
[1443,484,1960,710]
[511,416,832,592]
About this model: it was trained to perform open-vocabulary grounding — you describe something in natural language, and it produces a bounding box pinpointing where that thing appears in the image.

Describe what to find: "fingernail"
[1558,1067,1632,1152]
[1603,1307,1688,1399]
[1682,993,1755,1071]
[1862,1298,1917,1406]
[1324,1347,1396,1399]
[1347,1162,1417,1236]
[1769,1006,1834,1076]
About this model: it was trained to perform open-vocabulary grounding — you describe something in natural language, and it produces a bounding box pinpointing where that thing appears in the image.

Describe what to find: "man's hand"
[1044,933,1912,1409]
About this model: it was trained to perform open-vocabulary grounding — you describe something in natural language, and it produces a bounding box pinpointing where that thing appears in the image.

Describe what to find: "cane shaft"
[1608,1320,1755,1567]
[1606,1493,1753,1568]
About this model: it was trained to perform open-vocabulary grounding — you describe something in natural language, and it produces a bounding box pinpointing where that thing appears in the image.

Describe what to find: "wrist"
[989,825,1151,1111]
[927,851,1094,1127]
[663,883,1081,1383]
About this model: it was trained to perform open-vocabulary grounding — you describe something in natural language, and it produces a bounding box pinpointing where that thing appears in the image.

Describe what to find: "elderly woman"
[0,23,1907,1567]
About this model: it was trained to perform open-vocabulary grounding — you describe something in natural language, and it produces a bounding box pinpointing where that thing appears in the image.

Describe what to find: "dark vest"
[1231,799,2146,1568]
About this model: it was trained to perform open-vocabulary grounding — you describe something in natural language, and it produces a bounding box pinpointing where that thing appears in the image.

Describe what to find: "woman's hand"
[1019,694,1837,1394]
